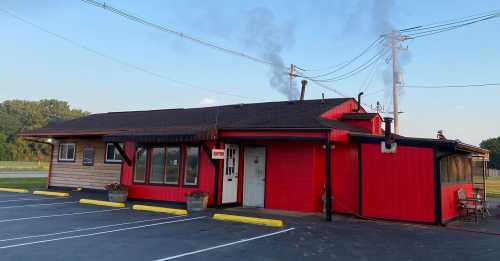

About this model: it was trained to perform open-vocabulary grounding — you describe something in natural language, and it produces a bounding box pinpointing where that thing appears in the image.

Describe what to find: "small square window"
[58,143,76,162]
[105,143,123,163]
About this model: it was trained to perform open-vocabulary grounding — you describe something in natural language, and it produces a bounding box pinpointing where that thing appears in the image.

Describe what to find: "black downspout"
[213,140,221,208]
[325,133,332,221]
[434,149,443,225]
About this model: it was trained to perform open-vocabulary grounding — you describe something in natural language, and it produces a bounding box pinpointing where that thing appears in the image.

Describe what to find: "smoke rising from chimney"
[242,8,298,100]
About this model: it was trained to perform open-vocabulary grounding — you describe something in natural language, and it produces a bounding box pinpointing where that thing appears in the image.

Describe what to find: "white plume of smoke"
[242,8,298,100]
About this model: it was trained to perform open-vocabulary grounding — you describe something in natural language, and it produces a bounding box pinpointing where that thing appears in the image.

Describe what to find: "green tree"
[0,99,89,161]
[480,137,500,169]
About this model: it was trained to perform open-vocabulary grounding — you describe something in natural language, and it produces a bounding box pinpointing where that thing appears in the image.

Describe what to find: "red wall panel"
[321,99,362,119]
[361,144,436,223]
[441,183,473,223]
[331,142,359,215]
[264,141,323,212]
[121,142,216,205]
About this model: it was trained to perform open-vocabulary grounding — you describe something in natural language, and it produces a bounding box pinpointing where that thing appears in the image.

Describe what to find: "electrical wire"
[80,0,284,69]
[0,7,262,100]
[403,83,500,89]
[401,11,500,39]
[298,36,385,77]
[400,10,500,33]
[308,47,390,83]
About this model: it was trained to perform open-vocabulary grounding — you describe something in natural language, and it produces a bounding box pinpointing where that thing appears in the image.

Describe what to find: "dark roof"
[21,98,367,138]
[350,132,489,155]
[339,113,379,120]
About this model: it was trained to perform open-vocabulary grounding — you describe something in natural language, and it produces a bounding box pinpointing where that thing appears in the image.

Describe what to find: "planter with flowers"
[186,190,209,211]
[105,183,128,203]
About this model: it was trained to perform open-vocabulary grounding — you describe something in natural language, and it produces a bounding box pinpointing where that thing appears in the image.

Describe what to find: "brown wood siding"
[50,139,121,190]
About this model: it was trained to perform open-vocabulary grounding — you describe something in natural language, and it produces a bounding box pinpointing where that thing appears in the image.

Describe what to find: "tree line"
[0,99,88,161]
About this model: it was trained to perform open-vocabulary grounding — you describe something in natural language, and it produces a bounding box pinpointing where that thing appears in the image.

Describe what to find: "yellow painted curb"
[0,188,29,193]
[33,191,69,197]
[132,204,187,215]
[79,199,125,208]
[212,213,284,227]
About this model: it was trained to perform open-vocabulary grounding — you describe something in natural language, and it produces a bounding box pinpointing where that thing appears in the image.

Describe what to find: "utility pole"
[289,64,296,100]
[387,31,408,134]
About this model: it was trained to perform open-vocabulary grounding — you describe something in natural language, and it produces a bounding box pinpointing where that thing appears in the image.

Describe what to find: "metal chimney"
[383,117,393,149]
[300,80,307,102]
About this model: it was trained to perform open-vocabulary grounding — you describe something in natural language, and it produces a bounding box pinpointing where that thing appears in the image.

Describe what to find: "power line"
[297,36,384,77]
[307,47,390,82]
[403,83,500,89]
[80,0,282,69]
[0,7,262,100]
[401,11,500,39]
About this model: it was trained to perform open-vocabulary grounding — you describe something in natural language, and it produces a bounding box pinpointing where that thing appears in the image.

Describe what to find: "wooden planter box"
[186,194,209,211]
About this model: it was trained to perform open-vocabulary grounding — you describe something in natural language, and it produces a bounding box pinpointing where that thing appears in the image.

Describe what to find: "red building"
[20,98,488,224]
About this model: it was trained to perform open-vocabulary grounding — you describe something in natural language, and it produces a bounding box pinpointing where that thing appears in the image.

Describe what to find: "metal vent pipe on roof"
[300,80,308,102]
[384,117,393,149]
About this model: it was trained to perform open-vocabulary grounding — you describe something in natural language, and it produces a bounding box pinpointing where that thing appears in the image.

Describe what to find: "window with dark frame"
[184,146,199,186]
[105,143,123,163]
[149,147,166,184]
[132,145,199,186]
[133,146,147,183]
[166,146,181,185]
[58,143,76,161]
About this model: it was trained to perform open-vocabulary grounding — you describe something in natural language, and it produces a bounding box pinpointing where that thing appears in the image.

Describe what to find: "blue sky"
[0,0,499,145]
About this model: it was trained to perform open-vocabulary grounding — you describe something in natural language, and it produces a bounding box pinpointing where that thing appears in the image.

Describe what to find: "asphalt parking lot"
[0,191,499,261]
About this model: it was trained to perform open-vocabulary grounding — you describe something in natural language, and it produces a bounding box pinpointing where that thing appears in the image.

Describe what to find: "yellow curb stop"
[132,204,188,215]
[79,199,125,208]
[33,191,70,197]
[0,188,29,193]
[212,213,284,227]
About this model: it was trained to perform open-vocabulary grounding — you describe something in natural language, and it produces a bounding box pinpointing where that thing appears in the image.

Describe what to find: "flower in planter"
[105,183,128,192]
[186,190,209,198]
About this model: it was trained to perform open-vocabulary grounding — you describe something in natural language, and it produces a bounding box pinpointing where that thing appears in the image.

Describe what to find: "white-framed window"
[105,143,123,163]
[58,143,76,162]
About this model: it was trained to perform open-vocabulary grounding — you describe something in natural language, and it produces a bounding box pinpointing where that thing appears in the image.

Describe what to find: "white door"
[243,147,266,208]
[222,144,239,204]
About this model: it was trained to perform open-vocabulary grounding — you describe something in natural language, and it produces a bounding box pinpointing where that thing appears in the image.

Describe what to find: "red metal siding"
[121,142,216,205]
[361,144,436,223]
[441,183,473,223]
[264,141,323,212]
[321,99,363,119]
[331,142,359,215]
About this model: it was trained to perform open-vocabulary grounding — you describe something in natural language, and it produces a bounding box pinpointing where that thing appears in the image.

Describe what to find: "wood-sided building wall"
[49,139,121,190]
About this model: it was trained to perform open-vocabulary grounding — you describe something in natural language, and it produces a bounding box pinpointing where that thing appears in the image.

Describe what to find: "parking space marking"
[0,197,65,203]
[0,201,79,209]
[154,227,296,261]
[0,215,187,243]
[0,216,207,249]
[0,208,129,223]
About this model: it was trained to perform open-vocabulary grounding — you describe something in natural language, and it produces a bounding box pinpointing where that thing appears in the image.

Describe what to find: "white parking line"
[0,208,128,223]
[0,201,78,209]
[154,228,296,261]
[0,197,64,203]
[0,215,187,242]
[0,216,207,249]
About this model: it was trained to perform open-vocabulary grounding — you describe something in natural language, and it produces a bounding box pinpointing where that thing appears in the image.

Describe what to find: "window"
[166,147,180,184]
[105,143,123,163]
[149,147,166,184]
[58,143,76,162]
[440,155,472,184]
[134,146,147,183]
[184,146,199,186]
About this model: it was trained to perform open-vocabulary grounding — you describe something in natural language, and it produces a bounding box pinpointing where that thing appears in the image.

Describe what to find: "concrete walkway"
[0,171,48,178]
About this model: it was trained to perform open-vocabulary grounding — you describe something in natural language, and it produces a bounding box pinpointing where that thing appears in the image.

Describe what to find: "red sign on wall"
[211,149,225,159]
